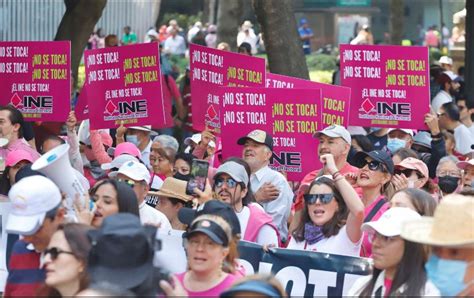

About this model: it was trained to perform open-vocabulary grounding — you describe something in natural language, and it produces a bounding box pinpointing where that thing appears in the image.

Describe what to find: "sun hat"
[395,157,429,178]
[214,161,249,186]
[353,150,395,174]
[178,200,241,236]
[128,125,152,132]
[220,280,283,297]
[148,177,192,203]
[237,129,273,151]
[6,175,61,235]
[116,160,151,184]
[6,149,34,167]
[184,216,230,247]
[401,194,474,247]
[313,125,351,144]
[87,213,155,290]
[362,207,421,237]
[107,142,142,159]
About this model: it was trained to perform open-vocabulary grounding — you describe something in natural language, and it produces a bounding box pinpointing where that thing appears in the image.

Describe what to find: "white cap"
[362,207,421,237]
[184,133,216,148]
[387,128,414,136]
[102,154,139,171]
[443,71,458,81]
[6,176,62,235]
[313,125,351,144]
[117,160,151,184]
[439,56,453,65]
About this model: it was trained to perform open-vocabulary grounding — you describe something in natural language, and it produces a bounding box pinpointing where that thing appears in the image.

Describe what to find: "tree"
[216,0,243,51]
[253,0,309,79]
[389,0,404,45]
[466,1,473,101]
[54,0,107,84]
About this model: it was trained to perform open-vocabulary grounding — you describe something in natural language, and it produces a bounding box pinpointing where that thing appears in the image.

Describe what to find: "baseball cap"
[457,159,474,170]
[87,213,154,289]
[353,150,395,174]
[107,142,142,159]
[102,154,139,171]
[214,161,249,186]
[313,125,351,144]
[128,125,152,132]
[117,160,151,184]
[387,128,414,137]
[439,56,453,65]
[184,216,230,246]
[412,131,432,149]
[184,133,201,146]
[395,157,429,178]
[237,129,273,151]
[6,175,61,235]
[6,149,34,167]
[362,207,421,237]
[443,70,458,81]
[178,200,241,236]
[221,280,283,297]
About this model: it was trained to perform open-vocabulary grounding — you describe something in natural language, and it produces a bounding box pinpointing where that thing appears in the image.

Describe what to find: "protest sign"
[238,241,371,297]
[266,73,351,128]
[190,43,266,134]
[340,45,430,129]
[0,41,71,121]
[84,43,166,129]
[74,83,89,121]
[220,87,322,181]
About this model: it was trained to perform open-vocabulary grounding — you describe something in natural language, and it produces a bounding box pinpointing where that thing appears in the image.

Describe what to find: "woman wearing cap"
[176,214,239,296]
[220,274,287,298]
[76,179,139,227]
[349,150,394,257]
[38,223,92,297]
[390,188,437,216]
[392,157,437,194]
[287,154,365,256]
[153,177,193,230]
[348,207,440,296]
[0,149,34,195]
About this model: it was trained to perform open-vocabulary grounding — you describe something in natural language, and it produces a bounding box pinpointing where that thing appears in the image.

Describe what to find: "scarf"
[304,223,325,245]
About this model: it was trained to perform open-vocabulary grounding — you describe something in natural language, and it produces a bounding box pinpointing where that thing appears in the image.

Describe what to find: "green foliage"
[161,12,203,29]
[429,47,442,65]
[306,54,337,71]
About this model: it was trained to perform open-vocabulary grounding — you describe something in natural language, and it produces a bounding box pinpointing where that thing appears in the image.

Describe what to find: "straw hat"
[401,194,474,247]
[148,177,192,203]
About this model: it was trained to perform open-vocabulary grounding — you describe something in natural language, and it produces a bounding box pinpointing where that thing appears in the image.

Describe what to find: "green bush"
[429,47,441,65]
[306,54,337,72]
[161,12,203,30]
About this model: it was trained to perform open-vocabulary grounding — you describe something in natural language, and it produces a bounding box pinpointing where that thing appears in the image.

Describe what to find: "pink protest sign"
[340,45,430,129]
[190,43,266,134]
[219,87,322,181]
[0,41,71,121]
[74,83,89,121]
[84,43,166,129]
[266,73,351,128]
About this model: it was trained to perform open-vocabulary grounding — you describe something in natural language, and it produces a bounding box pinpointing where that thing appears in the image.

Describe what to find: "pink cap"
[6,150,34,167]
[395,157,428,178]
[114,142,141,158]
[457,159,474,170]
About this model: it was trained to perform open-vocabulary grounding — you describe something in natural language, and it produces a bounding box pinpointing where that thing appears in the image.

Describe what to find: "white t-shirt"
[236,206,279,246]
[431,90,452,113]
[139,201,172,231]
[454,124,474,155]
[286,225,361,257]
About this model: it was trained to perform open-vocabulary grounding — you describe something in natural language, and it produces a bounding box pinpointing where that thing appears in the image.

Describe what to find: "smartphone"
[186,159,209,195]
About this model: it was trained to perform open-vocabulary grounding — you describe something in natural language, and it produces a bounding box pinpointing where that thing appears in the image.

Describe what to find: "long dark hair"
[91,179,139,216]
[292,177,348,241]
[37,223,93,297]
[359,240,428,297]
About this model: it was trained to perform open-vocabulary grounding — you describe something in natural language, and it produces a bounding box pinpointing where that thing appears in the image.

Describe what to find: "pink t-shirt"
[361,195,389,257]
[175,272,239,297]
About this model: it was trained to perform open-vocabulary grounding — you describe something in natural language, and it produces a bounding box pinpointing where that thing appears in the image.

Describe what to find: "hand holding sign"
[424,111,440,135]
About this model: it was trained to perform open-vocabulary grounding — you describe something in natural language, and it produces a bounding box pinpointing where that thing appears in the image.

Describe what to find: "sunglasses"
[304,193,334,205]
[360,159,387,172]
[394,168,416,177]
[118,178,137,187]
[44,247,75,261]
[215,177,238,188]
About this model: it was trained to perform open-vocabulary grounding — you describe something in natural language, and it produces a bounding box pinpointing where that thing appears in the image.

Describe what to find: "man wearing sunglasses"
[4,176,65,296]
[213,160,280,246]
[115,160,171,231]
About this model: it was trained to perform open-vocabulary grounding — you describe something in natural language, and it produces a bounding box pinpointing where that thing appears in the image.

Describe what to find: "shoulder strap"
[364,198,386,223]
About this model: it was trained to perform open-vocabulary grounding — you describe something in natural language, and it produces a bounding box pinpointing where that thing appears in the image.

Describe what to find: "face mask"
[425,255,471,296]
[387,138,406,153]
[174,172,191,182]
[438,176,459,194]
[407,180,416,188]
[126,135,140,147]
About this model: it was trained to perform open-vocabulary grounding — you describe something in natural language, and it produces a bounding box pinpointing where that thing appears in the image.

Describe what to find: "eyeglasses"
[436,171,461,178]
[44,247,75,261]
[304,193,334,205]
[118,178,137,188]
[437,112,446,117]
[368,232,398,244]
[360,159,387,172]
[215,177,238,188]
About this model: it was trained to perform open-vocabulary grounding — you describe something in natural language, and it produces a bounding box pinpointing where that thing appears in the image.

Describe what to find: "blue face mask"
[387,138,406,153]
[425,255,471,296]
[126,135,139,147]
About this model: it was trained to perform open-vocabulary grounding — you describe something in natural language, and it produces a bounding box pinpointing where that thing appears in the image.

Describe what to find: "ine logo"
[104,100,147,115]
[10,93,53,113]
[359,98,411,121]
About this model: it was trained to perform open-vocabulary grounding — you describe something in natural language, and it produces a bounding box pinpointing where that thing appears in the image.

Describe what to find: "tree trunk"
[389,0,404,45]
[253,0,309,79]
[465,1,473,101]
[54,0,107,85]
[208,0,217,25]
[216,0,243,51]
